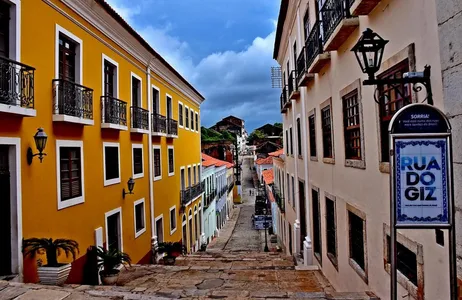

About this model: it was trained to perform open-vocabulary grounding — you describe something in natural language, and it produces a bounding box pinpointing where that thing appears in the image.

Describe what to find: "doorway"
[106,208,122,251]
[0,146,11,275]
[182,214,187,251]
[155,216,164,243]
[299,180,307,256]
[288,223,293,255]
[188,210,193,252]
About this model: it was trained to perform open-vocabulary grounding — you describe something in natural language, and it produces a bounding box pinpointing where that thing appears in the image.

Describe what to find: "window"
[286,173,290,205]
[291,176,295,208]
[349,211,365,271]
[102,56,118,97]
[303,8,310,40]
[152,86,160,114]
[178,103,184,127]
[170,206,177,234]
[285,130,289,155]
[190,109,194,130]
[131,74,141,107]
[386,236,418,286]
[58,33,77,82]
[325,197,337,267]
[293,41,297,71]
[57,140,84,210]
[312,189,322,263]
[321,106,333,158]
[187,166,191,187]
[132,144,143,179]
[185,107,189,129]
[193,166,197,184]
[309,115,317,157]
[289,127,293,155]
[195,112,199,132]
[378,60,411,163]
[166,95,172,119]
[343,90,361,160]
[153,146,161,181]
[134,199,146,238]
[296,118,302,157]
[103,142,120,186]
[168,146,174,176]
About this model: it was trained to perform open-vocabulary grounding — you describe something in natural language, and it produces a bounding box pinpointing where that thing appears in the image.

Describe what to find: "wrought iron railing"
[306,21,323,69]
[228,182,234,193]
[272,185,285,213]
[280,85,288,111]
[0,56,35,109]
[101,96,127,126]
[320,0,351,44]
[296,47,306,82]
[181,183,203,206]
[53,79,93,119]
[288,70,297,96]
[152,113,167,134]
[167,118,178,136]
[131,106,149,130]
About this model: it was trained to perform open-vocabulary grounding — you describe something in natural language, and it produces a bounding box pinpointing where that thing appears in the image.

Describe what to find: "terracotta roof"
[202,153,234,169]
[268,149,284,157]
[255,156,273,165]
[94,0,204,101]
[262,169,274,185]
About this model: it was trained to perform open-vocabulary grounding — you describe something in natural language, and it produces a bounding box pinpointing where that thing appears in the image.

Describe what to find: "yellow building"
[0,0,204,283]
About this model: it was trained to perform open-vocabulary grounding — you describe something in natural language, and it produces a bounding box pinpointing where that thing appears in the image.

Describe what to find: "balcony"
[53,79,94,125]
[101,96,127,130]
[296,47,314,87]
[181,183,203,208]
[306,21,331,74]
[349,0,381,16]
[152,113,167,136]
[280,85,289,113]
[272,186,285,213]
[0,56,36,117]
[320,0,359,52]
[288,70,300,100]
[167,118,178,138]
[130,106,149,134]
[228,182,234,193]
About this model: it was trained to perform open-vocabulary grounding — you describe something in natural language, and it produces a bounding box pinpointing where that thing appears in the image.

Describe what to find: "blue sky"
[105,0,281,132]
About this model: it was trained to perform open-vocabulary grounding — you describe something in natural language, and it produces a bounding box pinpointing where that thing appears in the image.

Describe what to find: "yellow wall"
[0,0,202,282]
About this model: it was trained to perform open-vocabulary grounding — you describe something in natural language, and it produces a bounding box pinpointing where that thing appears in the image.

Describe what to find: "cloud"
[104,0,141,24]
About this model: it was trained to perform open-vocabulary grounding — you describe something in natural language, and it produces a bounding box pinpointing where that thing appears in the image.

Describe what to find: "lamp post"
[122,177,135,199]
[27,128,48,165]
[262,207,269,252]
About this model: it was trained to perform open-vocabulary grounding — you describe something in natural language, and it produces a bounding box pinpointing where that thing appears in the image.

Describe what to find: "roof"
[201,153,234,169]
[95,0,205,101]
[255,156,273,165]
[262,169,274,185]
[273,0,289,60]
[268,149,284,157]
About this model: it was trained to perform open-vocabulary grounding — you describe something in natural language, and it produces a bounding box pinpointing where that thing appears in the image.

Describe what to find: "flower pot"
[163,256,176,265]
[37,263,72,286]
[100,270,120,285]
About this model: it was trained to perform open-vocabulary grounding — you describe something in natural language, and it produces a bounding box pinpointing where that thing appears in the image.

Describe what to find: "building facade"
[0,0,203,283]
[274,0,449,299]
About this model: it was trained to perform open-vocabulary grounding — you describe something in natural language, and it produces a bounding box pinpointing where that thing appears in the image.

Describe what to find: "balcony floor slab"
[152,132,167,137]
[308,53,331,74]
[0,104,36,117]
[53,114,94,125]
[289,91,300,100]
[350,0,381,16]
[323,17,359,52]
[166,134,178,138]
[130,128,149,134]
[101,123,128,131]
[298,73,315,87]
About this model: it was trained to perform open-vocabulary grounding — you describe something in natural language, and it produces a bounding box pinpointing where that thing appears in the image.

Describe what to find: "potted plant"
[157,242,184,265]
[96,247,131,285]
[22,238,79,285]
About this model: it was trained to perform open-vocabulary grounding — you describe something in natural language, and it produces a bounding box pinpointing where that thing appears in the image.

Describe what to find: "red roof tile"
[262,169,274,185]
[255,156,273,165]
[202,153,234,169]
[268,149,284,157]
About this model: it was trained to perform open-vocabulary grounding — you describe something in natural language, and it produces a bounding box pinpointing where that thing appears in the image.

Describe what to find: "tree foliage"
[22,238,79,267]
[201,126,236,142]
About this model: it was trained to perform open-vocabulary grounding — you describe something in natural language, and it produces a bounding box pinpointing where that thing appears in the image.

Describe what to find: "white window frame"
[184,105,190,130]
[178,101,184,128]
[134,198,146,238]
[56,140,85,210]
[152,84,160,114]
[168,145,175,176]
[155,214,164,243]
[195,112,199,133]
[6,0,20,62]
[132,143,144,179]
[166,93,173,119]
[130,72,143,107]
[105,207,123,251]
[170,205,177,235]
[190,109,195,131]
[103,142,121,186]
[153,145,162,181]
[55,24,83,84]
[101,54,119,98]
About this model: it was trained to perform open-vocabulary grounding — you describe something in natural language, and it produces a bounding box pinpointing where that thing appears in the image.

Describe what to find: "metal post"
[264,222,269,252]
[389,135,397,300]
[448,137,459,300]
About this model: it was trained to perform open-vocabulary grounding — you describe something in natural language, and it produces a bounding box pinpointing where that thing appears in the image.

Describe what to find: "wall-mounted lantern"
[27,128,48,165]
[122,177,135,199]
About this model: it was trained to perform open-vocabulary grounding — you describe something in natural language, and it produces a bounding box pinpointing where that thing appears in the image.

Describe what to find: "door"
[156,218,163,243]
[180,169,185,190]
[187,167,191,188]
[0,146,11,275]
[152,88,159,115]
[182,222,187,251]
[299,180,307,256]
[189,218,193,251]
[107,212,121,251]
[167,96,172,119]
[288,223,293,255]
[194,213,198,245]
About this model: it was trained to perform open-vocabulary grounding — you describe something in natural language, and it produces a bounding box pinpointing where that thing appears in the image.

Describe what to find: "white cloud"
[104,0,141,24]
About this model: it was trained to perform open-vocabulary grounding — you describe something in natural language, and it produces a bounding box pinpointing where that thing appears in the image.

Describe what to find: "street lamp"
[27,128,48,165]
[262,207,269,252]
[122,177,135,199]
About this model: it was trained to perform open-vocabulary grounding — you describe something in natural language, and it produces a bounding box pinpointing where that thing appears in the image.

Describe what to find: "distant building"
[255,124,283,137]
[210,115,248,154]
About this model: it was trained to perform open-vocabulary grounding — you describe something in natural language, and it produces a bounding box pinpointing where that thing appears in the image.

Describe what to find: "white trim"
[195,112,199,133]
[101,123,128,131]
[155,214,164,243]
[194,205,198,215]
[188,208,193,220]
[152,145,162,181]
[131,143,144,179]
[0,104,36,117]
[8,0,20,62]
[182,214,187,225]
[102,142,121,186]
[168,145,175,176]
[55,24,83,84]
[151,84,160,114]
[184,105,190,130]
[134,198,147,238]
[104,207,123,252]
[169,205,177,235]
[0,137,22,278]
[178,101,184,128]
[101,53,119,98]
[56,140,85,210]
[130,72,143,107]
[52,115,94,126]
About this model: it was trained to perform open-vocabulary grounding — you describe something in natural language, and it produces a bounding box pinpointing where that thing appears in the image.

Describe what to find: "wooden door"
[0,146,11,275]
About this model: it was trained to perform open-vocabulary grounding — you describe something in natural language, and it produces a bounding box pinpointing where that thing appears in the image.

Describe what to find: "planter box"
[37,263,72,286]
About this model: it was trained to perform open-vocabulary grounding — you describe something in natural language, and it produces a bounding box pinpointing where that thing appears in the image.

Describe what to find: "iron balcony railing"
[272,185,285,213]
[320,0,352,44]
[305,21,323,70]
[296,46,306,82]
[228,182,234,193]
[288,70,297,96]
[152,113,167,134]
[53,79,93,119]
[131,106,149,130]
[0,56,35,109]
[167,118,178,136]
[280,85,288,111]
[181,183,204,206]
[101,95,127,126]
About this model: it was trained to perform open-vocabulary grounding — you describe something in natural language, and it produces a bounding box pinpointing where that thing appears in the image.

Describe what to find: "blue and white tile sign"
[395,138,449,226]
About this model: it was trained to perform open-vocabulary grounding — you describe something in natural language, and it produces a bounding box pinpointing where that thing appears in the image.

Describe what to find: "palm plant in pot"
[22,238,79,285]
[96,246,131,285]
[157,242,184,265]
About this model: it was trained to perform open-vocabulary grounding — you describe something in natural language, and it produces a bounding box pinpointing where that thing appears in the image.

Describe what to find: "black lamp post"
[262,207,269,252]
[27,128,48,165]
[351,28,433,105]
[122,177,135,199]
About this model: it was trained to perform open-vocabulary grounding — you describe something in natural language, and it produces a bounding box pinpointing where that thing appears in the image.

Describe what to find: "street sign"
[254,215,272,230]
